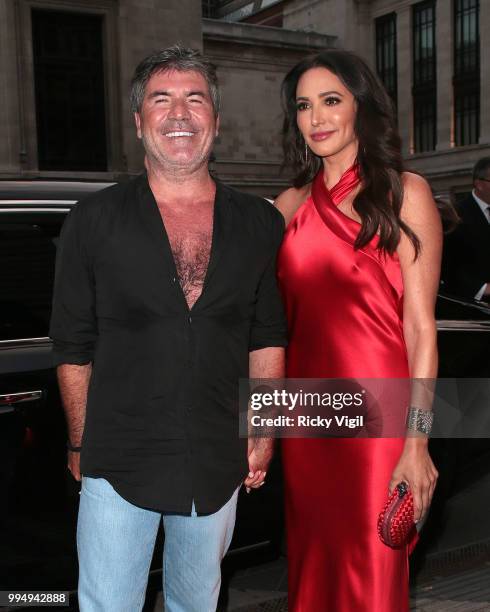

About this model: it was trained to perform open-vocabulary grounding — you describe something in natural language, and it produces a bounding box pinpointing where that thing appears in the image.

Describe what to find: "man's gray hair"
[473,156,490,183]
[130,45,220,116]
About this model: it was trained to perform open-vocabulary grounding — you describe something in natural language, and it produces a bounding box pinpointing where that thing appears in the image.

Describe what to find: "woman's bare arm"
[390,171,442,521]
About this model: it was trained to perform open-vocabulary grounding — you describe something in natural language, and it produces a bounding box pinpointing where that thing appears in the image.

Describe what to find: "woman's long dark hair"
[282,49,420,256]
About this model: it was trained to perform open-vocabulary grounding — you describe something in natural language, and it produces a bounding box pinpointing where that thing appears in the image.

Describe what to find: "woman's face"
[295,66,358,161]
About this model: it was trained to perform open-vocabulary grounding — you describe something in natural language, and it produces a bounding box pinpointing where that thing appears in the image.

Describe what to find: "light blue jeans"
[77,476,239,612]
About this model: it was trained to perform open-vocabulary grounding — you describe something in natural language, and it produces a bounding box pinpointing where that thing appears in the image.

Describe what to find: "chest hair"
[159,209,213,308]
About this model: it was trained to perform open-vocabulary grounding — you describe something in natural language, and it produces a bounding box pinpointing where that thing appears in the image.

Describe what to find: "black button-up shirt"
[50,174,287,513]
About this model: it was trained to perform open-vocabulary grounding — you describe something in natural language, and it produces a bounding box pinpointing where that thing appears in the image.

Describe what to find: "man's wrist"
[252,437,274,449]
[67,440,82,452]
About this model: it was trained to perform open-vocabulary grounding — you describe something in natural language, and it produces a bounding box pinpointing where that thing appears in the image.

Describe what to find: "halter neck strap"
[312,163,361,208]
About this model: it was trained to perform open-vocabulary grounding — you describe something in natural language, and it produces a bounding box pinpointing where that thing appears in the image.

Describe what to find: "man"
[50,46,286,612]
[442,157,490,301]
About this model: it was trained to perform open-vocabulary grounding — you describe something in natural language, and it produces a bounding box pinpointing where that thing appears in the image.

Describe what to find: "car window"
[0,212,66,340]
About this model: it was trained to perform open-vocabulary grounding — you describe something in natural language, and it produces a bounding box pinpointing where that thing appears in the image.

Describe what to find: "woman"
[275,50,440,611]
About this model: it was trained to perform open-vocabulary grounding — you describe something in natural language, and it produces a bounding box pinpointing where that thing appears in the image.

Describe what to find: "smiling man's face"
[134,69,219,174]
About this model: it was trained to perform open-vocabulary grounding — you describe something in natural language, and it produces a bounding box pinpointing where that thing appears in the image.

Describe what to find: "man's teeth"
[165,131,194,138]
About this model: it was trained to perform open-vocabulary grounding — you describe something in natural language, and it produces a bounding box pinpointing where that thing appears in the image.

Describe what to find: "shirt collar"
[472,189,490,219]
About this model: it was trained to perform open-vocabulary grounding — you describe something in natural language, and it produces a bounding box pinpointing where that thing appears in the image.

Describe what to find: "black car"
[0,180,489,595]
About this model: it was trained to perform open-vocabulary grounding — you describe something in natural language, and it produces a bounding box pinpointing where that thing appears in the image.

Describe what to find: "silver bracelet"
[406,406,434,435]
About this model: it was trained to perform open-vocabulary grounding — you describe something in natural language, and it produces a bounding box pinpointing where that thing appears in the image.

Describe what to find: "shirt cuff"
[475,283,487,301]
[249,335,288,352]
[51,340,94,367]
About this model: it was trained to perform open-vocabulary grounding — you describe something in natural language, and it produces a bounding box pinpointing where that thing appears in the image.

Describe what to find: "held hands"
[244,438,274,493]
[389,439,438,523]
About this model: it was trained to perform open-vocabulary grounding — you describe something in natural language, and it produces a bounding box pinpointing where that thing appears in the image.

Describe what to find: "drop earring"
[305,142,309,164]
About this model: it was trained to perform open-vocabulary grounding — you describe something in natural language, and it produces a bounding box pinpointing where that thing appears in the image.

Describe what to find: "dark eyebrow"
[147,90,208,100]
[187,90,207,98]
[148,90,170,99]
[319,90,344,97]
[296,90,344,102]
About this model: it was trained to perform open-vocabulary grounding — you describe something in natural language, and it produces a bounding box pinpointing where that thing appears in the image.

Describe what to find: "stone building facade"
[0,0,330,196]
[0,0,488,199]
[0,0,201,181]
[203,20,333,194]
[215,0,490,198]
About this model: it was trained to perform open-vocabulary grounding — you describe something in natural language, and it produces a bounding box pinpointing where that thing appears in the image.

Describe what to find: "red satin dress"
[277,165,414,611]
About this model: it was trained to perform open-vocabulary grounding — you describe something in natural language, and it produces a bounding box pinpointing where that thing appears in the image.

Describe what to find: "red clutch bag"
[377,481,415,548]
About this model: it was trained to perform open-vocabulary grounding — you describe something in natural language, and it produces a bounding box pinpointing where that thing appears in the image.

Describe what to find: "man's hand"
[68,450,81,481]
[246,347,284,492]
[244,438,274,493]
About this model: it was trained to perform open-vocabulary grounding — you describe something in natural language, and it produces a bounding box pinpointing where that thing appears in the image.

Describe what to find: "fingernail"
[246,487,250,494]
[248,472,254,478]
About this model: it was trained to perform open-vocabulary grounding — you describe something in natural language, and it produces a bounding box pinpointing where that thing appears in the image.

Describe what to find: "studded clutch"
[377,481,415,548]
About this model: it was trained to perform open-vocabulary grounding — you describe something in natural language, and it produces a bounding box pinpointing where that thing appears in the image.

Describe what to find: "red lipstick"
[310,131,335,142]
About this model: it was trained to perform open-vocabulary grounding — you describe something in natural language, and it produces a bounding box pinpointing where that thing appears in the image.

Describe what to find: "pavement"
[146,470,490,612]
[411,564,490,611]
[146,553,490,612]
[3,460,489,612]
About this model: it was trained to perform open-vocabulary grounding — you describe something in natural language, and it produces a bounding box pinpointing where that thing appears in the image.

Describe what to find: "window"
[412,1,437,152]
[32,10,108,171]
[376,13,398,107]
[207,0,283,23]
[241,2,283,26]
[202,0,219,18]
[0,212,64,340]
[413,97,436,153]
[454,0,480,146]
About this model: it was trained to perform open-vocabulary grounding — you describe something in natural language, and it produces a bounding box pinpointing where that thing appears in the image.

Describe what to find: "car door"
[0,205,82,591]
[418,293,490,556]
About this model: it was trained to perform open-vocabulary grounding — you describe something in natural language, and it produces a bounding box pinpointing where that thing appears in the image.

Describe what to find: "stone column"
[479,0,490,144]
[436,0,452,150]
[0,0,22,175]
[396,7,412,157]
[356,1,374,69]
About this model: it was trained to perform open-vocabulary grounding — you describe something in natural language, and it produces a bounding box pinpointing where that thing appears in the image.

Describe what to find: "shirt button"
[188,316,192,323]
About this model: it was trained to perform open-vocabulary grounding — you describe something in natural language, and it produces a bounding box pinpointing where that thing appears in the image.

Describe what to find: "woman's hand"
[389,439,438,523]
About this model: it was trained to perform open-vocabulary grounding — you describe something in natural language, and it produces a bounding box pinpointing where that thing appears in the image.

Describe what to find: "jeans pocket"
[81,476,112,500]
